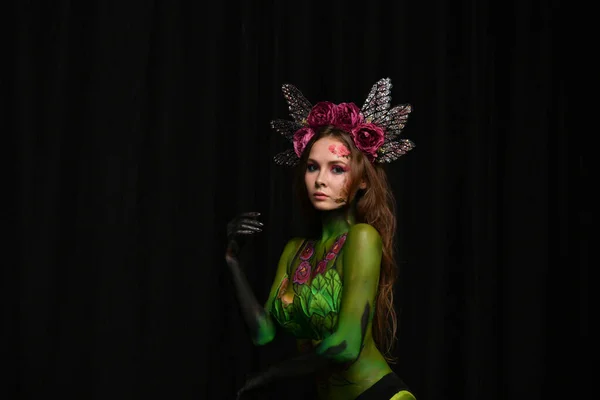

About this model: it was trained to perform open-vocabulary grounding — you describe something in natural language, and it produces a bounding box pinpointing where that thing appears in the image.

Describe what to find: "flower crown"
[271,77,415,167]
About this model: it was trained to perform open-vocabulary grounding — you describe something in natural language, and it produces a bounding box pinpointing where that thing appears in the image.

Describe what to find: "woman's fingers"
[236,229,259,235]
[239,211,261,218]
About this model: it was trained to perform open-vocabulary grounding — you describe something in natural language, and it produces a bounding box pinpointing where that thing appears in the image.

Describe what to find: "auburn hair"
[292,126,399,363]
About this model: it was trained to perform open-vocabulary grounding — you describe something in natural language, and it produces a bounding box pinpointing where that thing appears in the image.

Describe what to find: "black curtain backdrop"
[3,1,582,399]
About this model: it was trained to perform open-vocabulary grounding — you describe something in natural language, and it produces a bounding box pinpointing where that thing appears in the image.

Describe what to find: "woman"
[226,78,416,399]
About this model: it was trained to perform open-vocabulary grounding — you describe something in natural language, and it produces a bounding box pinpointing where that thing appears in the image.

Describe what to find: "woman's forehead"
[310,137,349,155]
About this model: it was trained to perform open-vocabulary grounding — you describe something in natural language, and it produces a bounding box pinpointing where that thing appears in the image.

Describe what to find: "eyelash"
[307,164,347,174]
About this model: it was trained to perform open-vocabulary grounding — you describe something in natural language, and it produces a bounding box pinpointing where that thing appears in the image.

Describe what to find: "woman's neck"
[319,205,356,242]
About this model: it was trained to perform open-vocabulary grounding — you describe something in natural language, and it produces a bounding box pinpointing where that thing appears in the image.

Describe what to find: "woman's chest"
[271,234,348,339]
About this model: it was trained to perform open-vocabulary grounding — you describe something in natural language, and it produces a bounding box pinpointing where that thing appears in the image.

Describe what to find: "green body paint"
[271,240,345,340]
[252,314,276,346]
[260,208,404,399]
[234,207,415,399]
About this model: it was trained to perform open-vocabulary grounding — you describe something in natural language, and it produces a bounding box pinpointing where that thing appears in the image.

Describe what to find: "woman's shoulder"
[342,223,383,273]
[280,237,306,257]
[285,236,306,248]
[347,223,382,242]
[277,237,307,272]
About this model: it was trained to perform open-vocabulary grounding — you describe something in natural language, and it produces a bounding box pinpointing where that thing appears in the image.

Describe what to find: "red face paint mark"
[328,144,351,158]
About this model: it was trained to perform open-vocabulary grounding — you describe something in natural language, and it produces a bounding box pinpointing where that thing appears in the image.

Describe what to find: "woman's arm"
[225,251,277,346]
[225,212,304,346]
[314,223,382,363]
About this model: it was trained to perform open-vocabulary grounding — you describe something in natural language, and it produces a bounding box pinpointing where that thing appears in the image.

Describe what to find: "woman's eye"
[331,166,346,174]
[307,164,318,172]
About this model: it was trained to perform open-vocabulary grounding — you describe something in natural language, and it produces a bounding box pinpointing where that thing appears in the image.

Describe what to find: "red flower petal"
[300,244,315,260]
[315,260,328,276]
[293,261,311,284]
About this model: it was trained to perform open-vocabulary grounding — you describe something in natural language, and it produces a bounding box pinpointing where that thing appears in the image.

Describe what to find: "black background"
[3,1,584,399]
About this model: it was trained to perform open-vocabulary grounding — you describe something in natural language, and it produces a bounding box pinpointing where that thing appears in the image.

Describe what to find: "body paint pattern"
[237,224,413,400]
[328,143,351,158]
[271,233,347,340]
[317,302,371,389]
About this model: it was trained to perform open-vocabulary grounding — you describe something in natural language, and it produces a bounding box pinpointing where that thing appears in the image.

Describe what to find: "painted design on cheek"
[328,144,351,158]
[332,176,349,205]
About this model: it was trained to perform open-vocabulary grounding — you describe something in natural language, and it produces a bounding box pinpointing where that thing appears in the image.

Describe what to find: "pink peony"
[350,123,385,161]
[306,102,336,127]
[332,102,364,129]
[293,127,315,157]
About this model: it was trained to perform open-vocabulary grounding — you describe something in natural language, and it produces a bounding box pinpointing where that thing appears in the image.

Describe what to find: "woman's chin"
[311,201,334,211]
[311,201,347,212]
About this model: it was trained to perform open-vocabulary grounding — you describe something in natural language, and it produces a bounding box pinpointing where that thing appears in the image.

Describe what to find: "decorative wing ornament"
[270,119,303,142]
[360,77,393,124]
[376,138,416,163]
[361,78,415,163]
[378,104,412,141]
[281,83,313,124]
[273,148,301,168]
[271,77,415,167]
[271,84,314,166]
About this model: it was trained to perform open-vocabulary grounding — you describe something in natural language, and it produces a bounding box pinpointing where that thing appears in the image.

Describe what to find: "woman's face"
[304,137,352,211]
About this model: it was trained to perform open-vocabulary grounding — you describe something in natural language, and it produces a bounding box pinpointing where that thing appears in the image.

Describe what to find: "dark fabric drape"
[4,1,581,399]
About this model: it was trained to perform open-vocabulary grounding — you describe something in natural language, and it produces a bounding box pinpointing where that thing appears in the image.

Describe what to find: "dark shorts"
[354,373,411,400]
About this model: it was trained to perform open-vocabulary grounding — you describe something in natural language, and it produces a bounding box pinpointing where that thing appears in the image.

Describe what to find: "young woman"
[226,78,416,400]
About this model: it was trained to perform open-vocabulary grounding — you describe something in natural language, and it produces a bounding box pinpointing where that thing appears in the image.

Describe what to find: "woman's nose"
[315,174,326,187]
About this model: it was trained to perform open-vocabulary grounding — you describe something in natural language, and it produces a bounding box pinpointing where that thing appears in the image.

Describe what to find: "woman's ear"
[359,179,367,190]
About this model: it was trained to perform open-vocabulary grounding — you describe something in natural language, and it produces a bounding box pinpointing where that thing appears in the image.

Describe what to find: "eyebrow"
[307,158,348,165]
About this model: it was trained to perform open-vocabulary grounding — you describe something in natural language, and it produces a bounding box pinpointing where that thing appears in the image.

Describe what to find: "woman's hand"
[226,211,263,258]
[223,211,275,348]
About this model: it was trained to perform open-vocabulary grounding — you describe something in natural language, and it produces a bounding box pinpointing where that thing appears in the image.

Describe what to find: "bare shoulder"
[347,223,382,247]
[278,237,305,264]
[390,391,417,400]
[283,237,305,253]
[340,224,383,281]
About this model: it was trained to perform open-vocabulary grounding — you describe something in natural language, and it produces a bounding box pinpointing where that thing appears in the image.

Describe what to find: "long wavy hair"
[293,126,399,363]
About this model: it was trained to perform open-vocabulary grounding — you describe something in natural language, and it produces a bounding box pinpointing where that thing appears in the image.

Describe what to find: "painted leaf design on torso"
[270,234,347,340]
